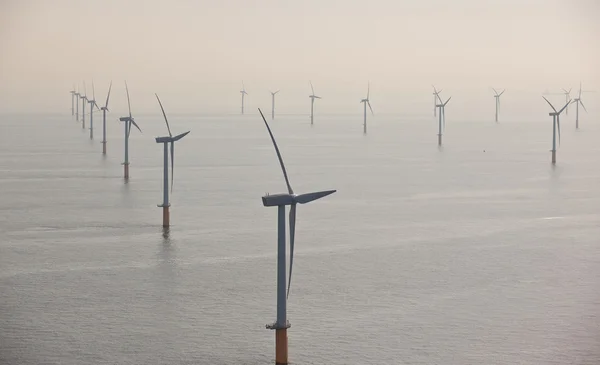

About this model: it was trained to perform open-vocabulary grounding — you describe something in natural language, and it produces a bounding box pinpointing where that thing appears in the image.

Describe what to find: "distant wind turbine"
[87,82,100,140]
[432,85,442,117]
[270,90,280,120]
[81,82,88,129]
[74,87,81,122]
[258,108,335,365]
[572,82,588,129]
[155,94,190,228]
[561,88,571,115]
[492,88,505,123]
[240,82,248,114]
[309,81,321,125]
[70,86,76,116]
[436,96,451,146]
[119,82,142,179]
[100,81,112,154]
[360,83,373,134]
[543,96,570,164]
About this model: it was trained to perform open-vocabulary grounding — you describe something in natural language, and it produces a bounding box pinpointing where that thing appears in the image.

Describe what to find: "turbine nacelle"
[262,190,336,207]
[155,131,190,143]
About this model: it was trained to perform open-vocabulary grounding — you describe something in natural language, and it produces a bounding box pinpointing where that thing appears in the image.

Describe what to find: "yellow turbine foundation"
[275,328,288,365]
[162,206,170,227]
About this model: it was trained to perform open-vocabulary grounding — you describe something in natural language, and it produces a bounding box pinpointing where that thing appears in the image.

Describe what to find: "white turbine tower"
[155,94,190,228]
[309,81,321,125]
[74,87,80,122]
[69,86,76,117]
[119,82,142,179]
[81,82,88,129]
[87,82,100,140]
[492,88,505,123]
[561,88,571,115]
[258,108,335,365]
[436,96,451,146]
[360,83,373,134]
[100,81,112,154]
[432,85,442,117]
[270,90,280,120]
[543,96,570,164]
[240,82,248,115]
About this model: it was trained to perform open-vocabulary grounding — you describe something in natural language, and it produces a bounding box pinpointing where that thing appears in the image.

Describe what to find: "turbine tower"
[240,82,248,114]
[69,86,76,116]
[100,81,112,154]
[87,82,100,140]
[436,96,451,146]
[360,83,373,134]
[154,94,190,228]
[542,96,570,164]
[74,87,81,121]
[258,108,335,365]
[432,85,442,117]
[561,88,571,115]
[270,90,280,120]
[81,82,88,129]
[309,81,321,125]
[572,82,588,129]
[119,82,142,179]
[492,88,505,123]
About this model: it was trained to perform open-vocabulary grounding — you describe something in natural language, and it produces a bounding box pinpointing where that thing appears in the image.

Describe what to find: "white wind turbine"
[81,82,88,129]
[240,82,248,115]
[561,88,571,115]
[572,82,588,129]
[87,82,100,140]
[155,94,190,228]
[543,96,570,164]
[119,82,142,179]
[69,86,76,117]
[100,81,112,154]
[270,90,280,120]
[258,108,335,365]
[360,83,373,134]
[436,96,451,146]
[492,88,505,123]
[309,81,321,125]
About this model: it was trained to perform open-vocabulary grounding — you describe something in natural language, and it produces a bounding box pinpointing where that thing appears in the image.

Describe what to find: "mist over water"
[1,113,599,364]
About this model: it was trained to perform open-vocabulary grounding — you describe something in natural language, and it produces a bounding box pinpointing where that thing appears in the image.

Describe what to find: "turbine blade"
[258,108,293,194]
[155,94,172,137]
[579,99,588,113]
[171,131,190,142]
[130,119,142,133]
[443,96,452,106]
[170,142,174,193]
[492,88,498,95]
[499,89,505,96]
[105,81,112,108]
[94,101,99,110]
[295,190,336,204]
[125,81,132,118]
[310,81,315,95]
[92,81,96,101]
[557,116,561,146]
[367,82,370,100]
[542,96,557,112]
[367,101,373,115]
[558,100,571,115]
[287,203,296,299]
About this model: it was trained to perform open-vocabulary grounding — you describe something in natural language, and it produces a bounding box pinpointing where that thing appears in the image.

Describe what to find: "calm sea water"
[1,112,599,364]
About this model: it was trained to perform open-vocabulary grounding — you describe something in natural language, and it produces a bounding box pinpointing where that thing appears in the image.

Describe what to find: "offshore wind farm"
[1,1,599,365]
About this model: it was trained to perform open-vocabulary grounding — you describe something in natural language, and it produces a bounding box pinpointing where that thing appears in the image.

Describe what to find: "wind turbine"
[69,86,76,116]
[309,81,321,125]
[87,82,100,140]
[81,82,88,129]
[119,82,142,179]
[100,81,112,154]
[360,83,373,134]
[561,88,571,115]
[572,82,588,129]
[240,82,248,114]
[492,88,505,123]
[542,96,570,164]
[154,94,190,228]
[432,85,442,117]
[270,90,280,120]
[258,108,335,365]
[436,96,451,146]
[74,87,81,121]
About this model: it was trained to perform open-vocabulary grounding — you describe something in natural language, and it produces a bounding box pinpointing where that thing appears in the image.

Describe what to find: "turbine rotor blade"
[130,119,142,133]
[579,99,588,113]
[492,88,498,95]
[443,96,452,106]
[258,108,293,194]
[499,89,505,96]
[557,116,561,146]
[558,100,571,114]
[295,190,336,204]
[92,81,96,101]
[155,93,172,137]
[125,81,132,118]
[105,81,112,108]
[287,203,296,299]
[367,100,373,115]
[310,81,315,95]
[542,96,556,112]
[170,142,174,193]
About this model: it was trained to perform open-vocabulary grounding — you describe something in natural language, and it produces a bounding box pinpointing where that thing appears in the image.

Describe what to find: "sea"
[1,111,599,364]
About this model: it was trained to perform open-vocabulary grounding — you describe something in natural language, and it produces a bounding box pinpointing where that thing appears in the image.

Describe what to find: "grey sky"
[0,0,598,117]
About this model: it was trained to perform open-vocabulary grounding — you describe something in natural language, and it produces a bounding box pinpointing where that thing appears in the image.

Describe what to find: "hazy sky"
[0,0,598,117]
